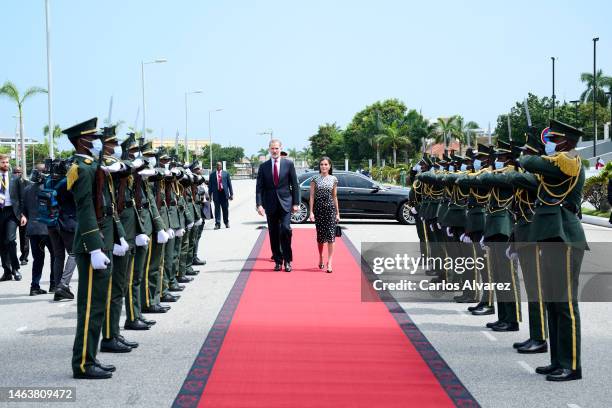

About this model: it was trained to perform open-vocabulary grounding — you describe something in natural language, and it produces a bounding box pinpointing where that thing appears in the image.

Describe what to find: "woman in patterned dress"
[308,157,340,273]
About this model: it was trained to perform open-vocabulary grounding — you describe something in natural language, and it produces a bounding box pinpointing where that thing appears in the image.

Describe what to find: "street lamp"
[570,100,580,127]
[593,37,599,156]
[606,92,612,140]
[185,90,204,162]
[257,129,273,141]
[208,108,223,171]
[141,58,167,143]
[551,57,556,119]
[45,0,54,159]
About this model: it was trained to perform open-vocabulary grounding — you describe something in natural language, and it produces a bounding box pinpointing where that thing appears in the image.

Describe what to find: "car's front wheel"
[291,202,309,224]
[397,202,416,225]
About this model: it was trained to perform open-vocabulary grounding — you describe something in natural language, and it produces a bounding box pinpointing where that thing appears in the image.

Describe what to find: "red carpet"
[175,229,477,408]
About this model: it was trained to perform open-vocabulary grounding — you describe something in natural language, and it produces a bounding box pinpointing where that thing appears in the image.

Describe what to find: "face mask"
[413,164,421,172]
[112,146,123,159]
[164,163,170,170]
[460,164,467,172]
[494,160,504,170]
[448,165,455,172]
[473,159,482,170]
[147,156,157,168]
[544,141,557,156]
[89,139,103,157]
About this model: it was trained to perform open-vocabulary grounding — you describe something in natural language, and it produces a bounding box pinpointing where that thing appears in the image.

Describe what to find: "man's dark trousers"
[0,206,19,274]
[213,193,229,226]
[266,204,292,263]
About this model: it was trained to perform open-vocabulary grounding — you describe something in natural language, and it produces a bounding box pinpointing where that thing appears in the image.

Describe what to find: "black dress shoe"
[186,269,200,276]
[49,285,56,293]
[225,222,230,228]
[471,306,495,316]
[159,304,171,311]
[117,334,139,349]
[73,365,112,379]
[54,286,74,301]
[124,319,150,330]
[160,293,180,302]
[139,317,156,326]
[424,269,438,276]
[177,276,193,283]
[468,302,486,312]
[485,320,501,328]
[142,304,169,314]
[491,322,519,332]
[274,262,282,271]
[517,340,547,354]
[546,368,582,382]
[100,338,132,353]
[168,284,185,292]
[13,270,22,281]
[94,359,116,372]
[193,258,206,266]
[214,224,220,230]
[284,261,292,272]
[0,272,12,281]
[535,364,561,375]
[20,259,28,266]
[513,338,532,349]
[30,288,47,296]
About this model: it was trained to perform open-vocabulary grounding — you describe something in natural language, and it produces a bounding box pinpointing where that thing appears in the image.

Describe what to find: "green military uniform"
[162,169,182,295]
[520,120,586,379]
[179,173,197,278]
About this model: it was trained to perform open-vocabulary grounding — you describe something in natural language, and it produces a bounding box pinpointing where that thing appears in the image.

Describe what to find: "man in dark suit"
[208,161,233,229]
[256,139,300,272]
[13,166,29,266]
[0,154,27,281]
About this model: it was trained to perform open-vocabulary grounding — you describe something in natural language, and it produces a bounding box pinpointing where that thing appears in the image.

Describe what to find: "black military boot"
[100,338,132,353]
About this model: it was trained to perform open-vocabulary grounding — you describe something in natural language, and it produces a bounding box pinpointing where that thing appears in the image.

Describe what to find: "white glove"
[195,219,203,226]
[138,168,156,178]
[135,234,150,247]
[460,233,472,243]
[164,169,171,176]
[90,249,111,270]
[410,207,417,215]
[101,161,124,174]
[446,227,453,237]
[436,222,442,230]
[166,229,175,239]
[171,168,181,175]
[113,243,127,256]
[479,236,489,251]
[187,222,194,230]
[132,158,144,168]
[185,169,193,176]
[429,223,434,232]
[157,229,169,244]
[175,228,185,237]
[505,246,519,261]
[120,237,129,252]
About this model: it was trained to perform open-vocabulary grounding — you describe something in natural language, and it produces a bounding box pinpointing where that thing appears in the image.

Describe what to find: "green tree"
[0,81,47,177]
[580,70,612,106]
[380,121,411,167]
[287,148,299,159]
[309,123,344,162]
[453,116,479,152]
[433,116,459,148]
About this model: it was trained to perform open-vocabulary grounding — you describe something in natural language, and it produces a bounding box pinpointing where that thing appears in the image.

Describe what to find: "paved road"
[0,179,610,407]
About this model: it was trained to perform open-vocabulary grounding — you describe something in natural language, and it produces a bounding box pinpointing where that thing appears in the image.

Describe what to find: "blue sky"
[1,0,611,156]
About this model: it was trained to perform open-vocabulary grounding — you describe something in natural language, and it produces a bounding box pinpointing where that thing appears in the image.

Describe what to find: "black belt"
[138,202,150,209]
[170,200,178,206]
[125,201,135,208]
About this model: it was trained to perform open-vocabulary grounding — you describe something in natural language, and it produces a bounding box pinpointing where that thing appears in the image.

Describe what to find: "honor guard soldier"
[520,119,587,382]
[65,118,119,379]
[506,133,548,354]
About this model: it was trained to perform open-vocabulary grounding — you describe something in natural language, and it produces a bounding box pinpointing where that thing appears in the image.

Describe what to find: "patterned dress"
[312,174,338,243]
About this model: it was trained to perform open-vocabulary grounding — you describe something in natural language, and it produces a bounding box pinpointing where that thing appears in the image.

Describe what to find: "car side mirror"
[371,185,380,192]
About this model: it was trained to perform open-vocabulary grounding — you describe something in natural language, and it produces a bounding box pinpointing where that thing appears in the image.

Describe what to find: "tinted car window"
[335,174,348,187]
[347,174,374,189]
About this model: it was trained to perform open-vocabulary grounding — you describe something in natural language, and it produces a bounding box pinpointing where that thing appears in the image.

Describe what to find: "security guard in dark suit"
[65,118,119,379]
[520,119,587,382]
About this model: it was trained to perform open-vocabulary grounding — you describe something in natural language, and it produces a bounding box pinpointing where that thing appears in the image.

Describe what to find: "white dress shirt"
[0,171,12,207]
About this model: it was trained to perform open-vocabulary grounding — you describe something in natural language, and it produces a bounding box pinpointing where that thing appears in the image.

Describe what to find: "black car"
[291,171,415,225]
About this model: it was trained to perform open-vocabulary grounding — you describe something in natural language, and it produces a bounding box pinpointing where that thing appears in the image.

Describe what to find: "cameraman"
[23,164,53,295]
[46,159,77,301]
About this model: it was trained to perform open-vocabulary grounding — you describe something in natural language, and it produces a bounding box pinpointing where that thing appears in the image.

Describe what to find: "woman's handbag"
[335,225,342,237]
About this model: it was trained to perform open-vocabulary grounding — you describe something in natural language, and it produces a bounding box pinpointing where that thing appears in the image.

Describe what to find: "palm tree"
[257,147,268,158]
[43,124,62,151]
[580,70,612,106]
[287,148,299,159]
[370,111,386,167]
[453,116,479,153]
[434,116,459,149]
[0,81,47,175]
[381,121,411,167]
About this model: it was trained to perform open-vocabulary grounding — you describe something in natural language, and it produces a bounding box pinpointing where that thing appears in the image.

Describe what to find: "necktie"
[218,172,223,191]
[0,173,5,208]
[273,159,279,186]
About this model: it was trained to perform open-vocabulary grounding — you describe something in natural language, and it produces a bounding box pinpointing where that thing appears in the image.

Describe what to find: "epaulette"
[67,163,79,191]
[542,152,581,177]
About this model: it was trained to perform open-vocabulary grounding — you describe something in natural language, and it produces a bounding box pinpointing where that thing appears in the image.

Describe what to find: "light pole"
[141,58,167,142]
[606,92,612,140]
[45,0,54,159]
[551,57,556,119]
[570,100,580,127]
[184,90,204,162]
[257,129,273,141]
[208,108,223,171]
[593,37,599,156]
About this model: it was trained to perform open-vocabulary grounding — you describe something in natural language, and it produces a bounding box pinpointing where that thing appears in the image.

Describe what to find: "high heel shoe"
[319,262,325,269]
[326,264,332,273]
